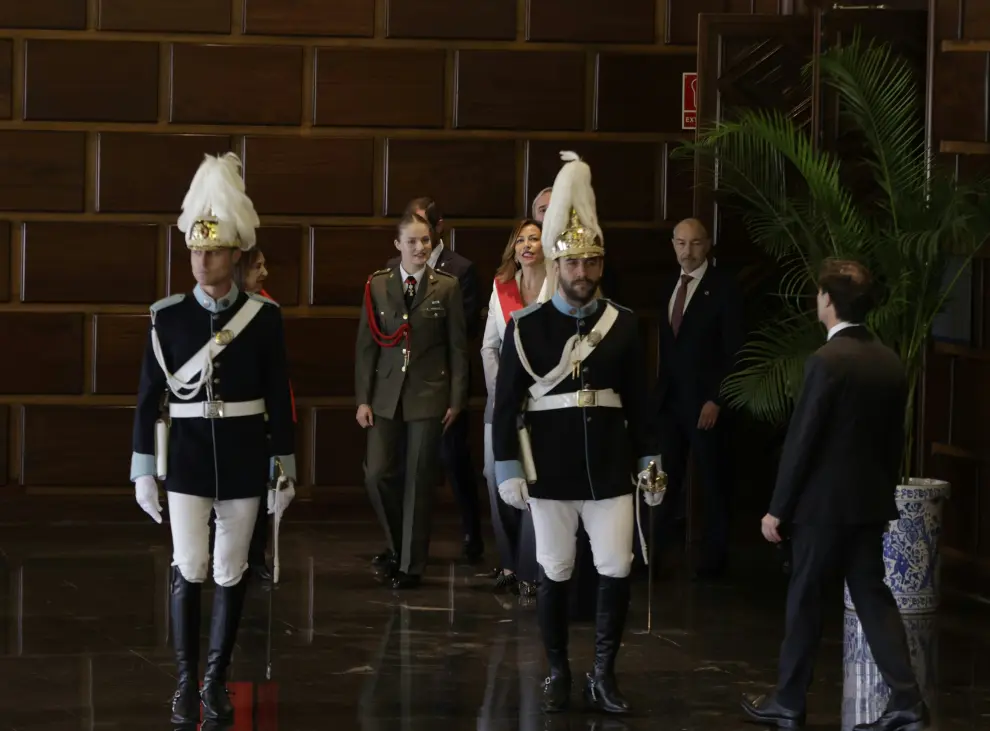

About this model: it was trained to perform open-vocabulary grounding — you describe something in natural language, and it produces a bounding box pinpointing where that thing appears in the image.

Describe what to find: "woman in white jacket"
[481,219,547,596]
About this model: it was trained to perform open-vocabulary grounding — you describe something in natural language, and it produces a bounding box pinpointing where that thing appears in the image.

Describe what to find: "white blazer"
[481,272,549,422]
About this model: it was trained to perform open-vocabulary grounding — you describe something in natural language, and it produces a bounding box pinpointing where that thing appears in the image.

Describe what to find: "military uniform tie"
[404,276,416,309]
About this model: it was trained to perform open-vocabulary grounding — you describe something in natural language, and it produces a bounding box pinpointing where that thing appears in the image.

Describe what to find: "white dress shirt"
[428,241,443,271]
[827,321,861,340]
[668,258,709,322]
[398,263,426,295]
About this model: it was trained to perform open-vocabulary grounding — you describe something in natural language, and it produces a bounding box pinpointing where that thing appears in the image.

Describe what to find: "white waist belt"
[168,399,266,419]
[526,388,622,412]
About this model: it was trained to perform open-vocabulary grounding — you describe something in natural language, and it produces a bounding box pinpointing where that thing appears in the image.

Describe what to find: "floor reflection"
[0,498,987,730]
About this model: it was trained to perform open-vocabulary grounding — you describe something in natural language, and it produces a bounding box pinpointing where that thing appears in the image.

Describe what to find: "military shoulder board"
[601,298,633,314]
[150,293,185,314]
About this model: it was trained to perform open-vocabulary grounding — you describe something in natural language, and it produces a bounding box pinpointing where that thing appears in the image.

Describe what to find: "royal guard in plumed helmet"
[492,151,666,715]
[129,152,296,725]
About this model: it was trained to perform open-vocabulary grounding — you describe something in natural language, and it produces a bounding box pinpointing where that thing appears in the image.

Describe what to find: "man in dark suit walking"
[650,218,745,578]
[741,260,927,731]
[385,197,484,563]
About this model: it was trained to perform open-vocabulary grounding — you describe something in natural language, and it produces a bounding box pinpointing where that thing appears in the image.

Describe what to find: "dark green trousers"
[365,415,444,576]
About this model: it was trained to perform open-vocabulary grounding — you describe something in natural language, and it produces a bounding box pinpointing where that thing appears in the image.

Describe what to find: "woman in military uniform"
[355,212,469,590]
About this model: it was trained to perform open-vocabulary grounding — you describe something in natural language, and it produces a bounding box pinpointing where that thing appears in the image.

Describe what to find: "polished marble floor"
[0,496,987,731]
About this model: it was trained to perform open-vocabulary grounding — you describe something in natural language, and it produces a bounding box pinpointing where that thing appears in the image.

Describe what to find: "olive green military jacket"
[355,265,469,422]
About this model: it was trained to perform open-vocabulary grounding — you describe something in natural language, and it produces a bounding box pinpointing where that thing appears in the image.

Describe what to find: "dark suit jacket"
[388,243,480,340]
[654,264,745,414]
[769,326,907,525]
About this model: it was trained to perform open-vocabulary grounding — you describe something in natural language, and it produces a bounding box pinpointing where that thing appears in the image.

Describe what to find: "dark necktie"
[670,274,692,337]
[404,275,416,308]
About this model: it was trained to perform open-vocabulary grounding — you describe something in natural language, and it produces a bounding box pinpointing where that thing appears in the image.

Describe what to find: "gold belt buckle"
[577,389,597,408]
[203,400,225,419]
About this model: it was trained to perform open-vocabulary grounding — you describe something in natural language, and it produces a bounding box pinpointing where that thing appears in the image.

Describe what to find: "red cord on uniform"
[364,275,411,351]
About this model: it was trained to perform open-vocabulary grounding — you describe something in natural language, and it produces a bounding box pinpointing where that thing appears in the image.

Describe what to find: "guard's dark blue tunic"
[492,293,660,502]
[130,283,296,501]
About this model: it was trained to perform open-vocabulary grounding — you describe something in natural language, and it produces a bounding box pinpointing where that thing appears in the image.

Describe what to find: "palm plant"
[680,33,990,481]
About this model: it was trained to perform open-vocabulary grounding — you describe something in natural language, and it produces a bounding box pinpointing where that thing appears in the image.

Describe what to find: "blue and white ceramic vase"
[844,478,951,614]
[841,611,937,731]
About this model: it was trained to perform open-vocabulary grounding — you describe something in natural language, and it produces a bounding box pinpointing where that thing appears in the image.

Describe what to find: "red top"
[260,288,297,424]
[493,277,525,324]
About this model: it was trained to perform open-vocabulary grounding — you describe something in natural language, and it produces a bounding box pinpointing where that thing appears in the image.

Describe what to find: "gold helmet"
[538,151,604,302]
[177,152,260,252]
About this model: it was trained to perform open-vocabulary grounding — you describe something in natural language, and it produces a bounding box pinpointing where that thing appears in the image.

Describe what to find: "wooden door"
[694,14,815,271]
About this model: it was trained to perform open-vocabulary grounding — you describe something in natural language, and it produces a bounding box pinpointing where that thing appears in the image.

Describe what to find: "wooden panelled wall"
[923,0,990,572]
[0,1,785,494]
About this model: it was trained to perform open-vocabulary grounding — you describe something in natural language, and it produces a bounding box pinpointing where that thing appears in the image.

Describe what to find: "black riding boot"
[200,578,249,722]
[538,577,572,713]
[169,570,202,725]
[584,575,631,714]
[248,509,272,582]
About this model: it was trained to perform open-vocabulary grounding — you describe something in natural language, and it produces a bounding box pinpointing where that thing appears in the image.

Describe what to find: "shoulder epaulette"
[602,298,633,314]
[370,268,391,278]
[511,301,542,322]
[149,293,185,314]
[247,291,279,307]
[433,269,456,279]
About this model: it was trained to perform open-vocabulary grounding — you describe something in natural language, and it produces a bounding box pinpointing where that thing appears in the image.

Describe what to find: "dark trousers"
[365,415,444,576]
[442,410,482,552]
[248,506,267,565]
[650,402,732,567]
[777,523,920,711]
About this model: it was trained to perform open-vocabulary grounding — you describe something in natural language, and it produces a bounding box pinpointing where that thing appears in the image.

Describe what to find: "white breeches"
[529,495,634,582]
[167,492,260,587]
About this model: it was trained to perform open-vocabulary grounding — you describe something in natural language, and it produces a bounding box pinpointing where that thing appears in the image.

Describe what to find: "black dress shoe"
[854,701,929,731]
[372,549,395,568]
[391,572,421,590]
[740,693,805,729]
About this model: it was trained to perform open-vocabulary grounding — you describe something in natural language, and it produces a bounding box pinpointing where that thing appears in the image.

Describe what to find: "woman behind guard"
[481,219,547,597]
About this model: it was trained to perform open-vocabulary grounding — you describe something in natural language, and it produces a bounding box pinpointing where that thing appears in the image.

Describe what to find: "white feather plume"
[177,152,260,251]
[538,150,603,302]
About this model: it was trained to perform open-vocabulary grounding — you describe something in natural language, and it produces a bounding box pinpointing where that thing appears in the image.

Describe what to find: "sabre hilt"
[641,459,668,494]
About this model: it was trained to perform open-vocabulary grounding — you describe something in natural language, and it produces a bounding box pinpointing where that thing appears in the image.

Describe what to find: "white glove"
[637,468,666,507]
[268,476,295,515]
[498,477,529,511]
[134,475,163,523]
[642,488,665,508]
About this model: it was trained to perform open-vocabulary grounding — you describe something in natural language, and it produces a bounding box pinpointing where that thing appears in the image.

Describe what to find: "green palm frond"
[721,311,825,424]
[817,33,927,223]
[682,33,990,477]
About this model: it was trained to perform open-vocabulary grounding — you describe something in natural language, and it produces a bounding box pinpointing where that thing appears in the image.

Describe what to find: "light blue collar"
[551,291,599,319]
[193,282,240,313]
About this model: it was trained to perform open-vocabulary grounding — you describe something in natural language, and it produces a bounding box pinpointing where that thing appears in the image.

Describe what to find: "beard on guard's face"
[561,276,598,305]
